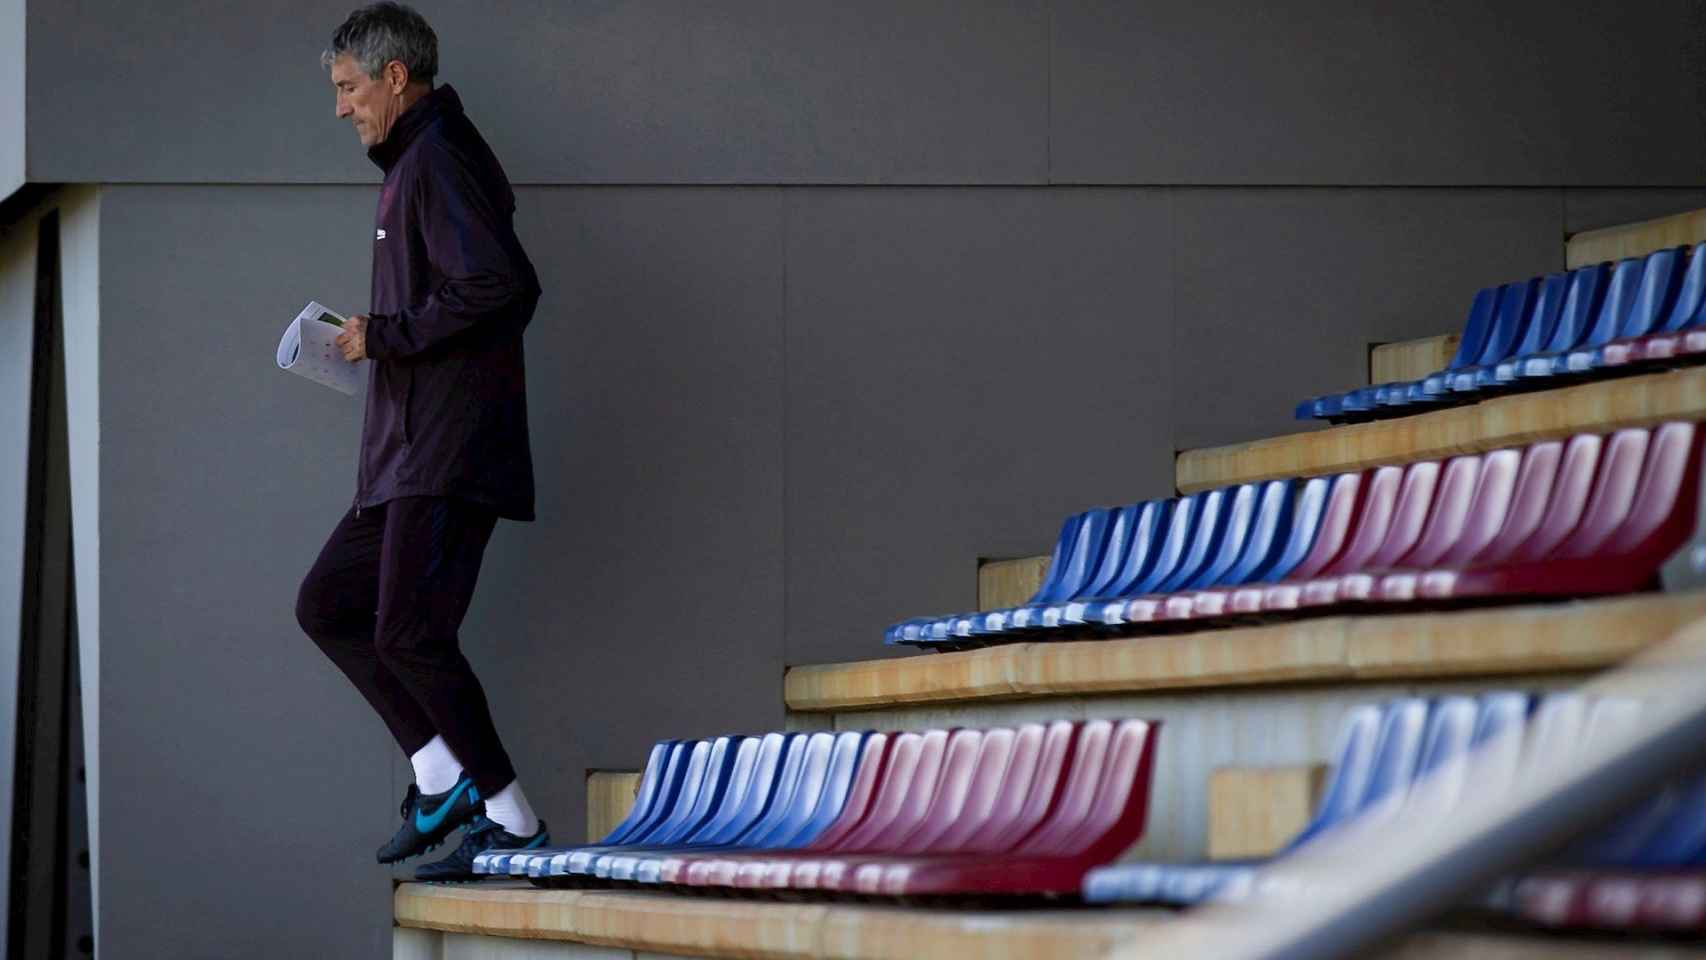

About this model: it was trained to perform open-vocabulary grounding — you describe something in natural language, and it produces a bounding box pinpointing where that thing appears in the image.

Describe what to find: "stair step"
[1570,206,1706,270]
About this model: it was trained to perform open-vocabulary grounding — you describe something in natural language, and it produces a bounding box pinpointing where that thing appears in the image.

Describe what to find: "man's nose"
[335,99,352,119]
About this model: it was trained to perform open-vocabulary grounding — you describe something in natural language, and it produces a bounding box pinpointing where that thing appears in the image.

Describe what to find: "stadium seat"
[1444,280,1539,394]
[1598,243,1706,367]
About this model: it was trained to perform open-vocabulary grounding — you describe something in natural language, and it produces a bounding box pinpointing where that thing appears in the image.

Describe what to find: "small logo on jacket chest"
[375,228,388,241]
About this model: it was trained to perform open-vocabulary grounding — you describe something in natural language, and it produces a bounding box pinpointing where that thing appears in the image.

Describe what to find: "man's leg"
[372,496,541,855]
[296,503,486,863]
[295,504,439,758]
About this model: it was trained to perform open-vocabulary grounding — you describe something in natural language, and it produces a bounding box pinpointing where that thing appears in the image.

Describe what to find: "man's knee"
[296,573,355,642]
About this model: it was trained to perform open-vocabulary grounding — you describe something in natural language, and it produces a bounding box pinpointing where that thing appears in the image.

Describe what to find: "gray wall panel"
[782,188,1175,668]
[94,186,392,958]
[1052,0,1706,186]
[1170,189,1565,451]
[1,0,22,199]
[26,1,1049,186]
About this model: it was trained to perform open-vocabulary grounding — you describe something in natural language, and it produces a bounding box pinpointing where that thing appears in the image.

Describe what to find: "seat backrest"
[1507,273,1569,358]
[1320,464,1418,576]
[1541,427,1653,561]
[1444,287,1500,369]
[1042,509,1114,603]
[830,730,945,851]
[658,736,742,844]
[682,736,764,844]
[694,732,792,845]
[604,741,676,844]
[1289,705,1383,848]
[870,729,981,853]
[777,731,872,848]
[1025,513,1084,605]
[1387,456,1481,570]
[1352,699,1431,818]
[628,741,697,844]
[1461,691,1532,800]
[1500,431,1616,564]
[928,723,1039,853]
[642,739,715,844]
[1077,504,1142,601]
[1125,496,1198,596]
[1255,476,1330,583]
[1578,256,1648,348]
[1469,437,1579,566]
[803,733,891,852]
[1655,243,1706,334]
[740,732,839,848]
[891,728,1012,853]
[729,732,818,845]
[1098,500,1169,599]
[1432,448,1521,566]
[1280,472,1369,581]
[1540,264,1611,353]
[1216,479,1296,586]
[1615,247,1687,339]
[1151,487,1233,594]
[1016,719,1158,858]
[1474,280,1538,365]
[1398,696,1480,818]
[1590,421,1702,561]
[1185,483,1264,590]
[963,720,1078,854]
[1521,693,1592,776]
[1004,719,1113,856]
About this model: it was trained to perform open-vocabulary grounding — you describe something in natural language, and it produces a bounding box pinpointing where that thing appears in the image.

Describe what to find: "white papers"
[277,301,360,396]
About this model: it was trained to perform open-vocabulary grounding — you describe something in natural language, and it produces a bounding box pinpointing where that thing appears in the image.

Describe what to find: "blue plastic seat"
[1514,257,1645,381]
[995,508,1118,634]
[1038,503,1145,629]
[1048,500,1170,628]
[1248,476,1331,583]
[886,513,1083,646]
[1563,248,1686,373]
[1487,273,1570,386]
[1208,480,1296,586]
[1498,264,1610,382]
[623,730,876,882]
[1447,280,1538,394]
[1099,489,1229,625]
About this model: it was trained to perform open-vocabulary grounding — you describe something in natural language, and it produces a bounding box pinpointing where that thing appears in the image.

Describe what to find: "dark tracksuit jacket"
[358,83,540,521]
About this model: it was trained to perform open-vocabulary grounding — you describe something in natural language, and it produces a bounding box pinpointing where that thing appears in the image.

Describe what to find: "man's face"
[331,54,399,148]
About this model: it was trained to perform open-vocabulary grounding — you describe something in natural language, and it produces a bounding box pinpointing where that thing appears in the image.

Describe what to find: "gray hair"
[322,3,438,83]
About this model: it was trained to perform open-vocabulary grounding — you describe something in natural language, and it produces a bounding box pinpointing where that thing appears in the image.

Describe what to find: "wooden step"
[979,555,1051,610]
[1371,334,1460,385]
[393,883,1706,959]
[1176,364,1706,492]
[787,592,1706,713]
[586,771,640,843]
[1569,206,1706,270]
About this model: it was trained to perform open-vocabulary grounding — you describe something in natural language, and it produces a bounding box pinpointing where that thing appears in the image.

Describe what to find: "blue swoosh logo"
[414,780,472,834]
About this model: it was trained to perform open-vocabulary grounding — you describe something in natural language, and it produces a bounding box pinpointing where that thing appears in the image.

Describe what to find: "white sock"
[483,780,539,837]
[410,736,463,795]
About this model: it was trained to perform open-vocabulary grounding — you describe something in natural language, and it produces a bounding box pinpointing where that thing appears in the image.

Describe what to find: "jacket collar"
[367,84,462,172]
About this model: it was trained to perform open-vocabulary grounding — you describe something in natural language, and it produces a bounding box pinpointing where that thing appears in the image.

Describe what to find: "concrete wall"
[13,2,1706,957]
[22,2,1706,186]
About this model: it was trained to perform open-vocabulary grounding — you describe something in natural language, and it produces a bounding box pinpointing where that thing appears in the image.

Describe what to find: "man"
[295,2,548,881]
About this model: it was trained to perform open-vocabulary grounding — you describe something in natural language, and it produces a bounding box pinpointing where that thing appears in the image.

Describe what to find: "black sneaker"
[376,777,484,864]
[416,816,550,882]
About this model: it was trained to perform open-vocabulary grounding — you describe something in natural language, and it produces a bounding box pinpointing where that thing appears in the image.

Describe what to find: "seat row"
[1085,692,1706,935]
[1298,243,1706,423]
[889,421,1704,650]
[471,719,1158,898]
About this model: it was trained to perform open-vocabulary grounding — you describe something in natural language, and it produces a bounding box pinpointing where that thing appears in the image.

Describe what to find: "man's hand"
[336,314,369,362]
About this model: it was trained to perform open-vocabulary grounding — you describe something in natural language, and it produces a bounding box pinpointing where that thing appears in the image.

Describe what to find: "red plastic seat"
[804,728,987,891]
[660,732,893,886]
[850,721,1077,894]
[1442,423,1701,599]
[875,718,1158,897]
[1418,432,1604,599]
[1221,471,1370,615]
[1329,456,1482,604]
[1516,871,1706,932]
[1264,464,1413,611]
[1377,446,1526,600]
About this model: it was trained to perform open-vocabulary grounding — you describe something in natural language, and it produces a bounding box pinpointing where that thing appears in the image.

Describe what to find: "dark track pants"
[295,496,517,797]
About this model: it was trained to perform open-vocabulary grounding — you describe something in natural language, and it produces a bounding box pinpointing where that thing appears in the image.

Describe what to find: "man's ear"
[385,60,410,95]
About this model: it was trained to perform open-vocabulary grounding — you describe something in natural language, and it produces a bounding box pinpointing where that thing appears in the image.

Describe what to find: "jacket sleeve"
[365,143,538,360]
